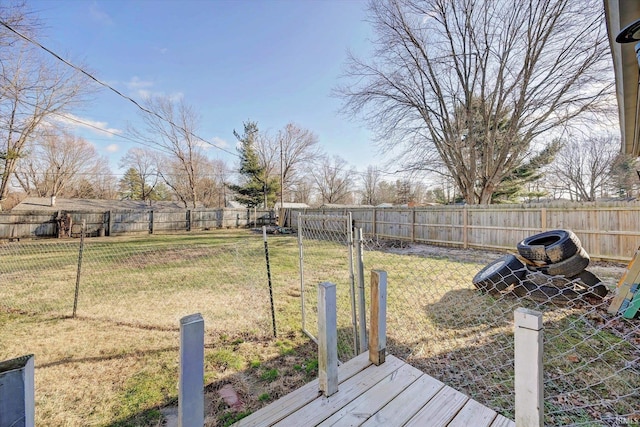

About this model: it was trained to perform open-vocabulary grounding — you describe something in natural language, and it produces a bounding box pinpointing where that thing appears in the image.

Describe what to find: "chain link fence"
[359,237,639,426]
[0,233,274,338]
[297,214,361,361]
[2,220,638,426]
[293,214,639,426]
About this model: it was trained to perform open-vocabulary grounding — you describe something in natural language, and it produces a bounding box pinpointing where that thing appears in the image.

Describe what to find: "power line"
[0,20,415,184]
[0,18,240,158]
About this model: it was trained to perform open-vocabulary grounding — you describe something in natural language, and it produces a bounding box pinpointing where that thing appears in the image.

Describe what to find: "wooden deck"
[234,351,515,427]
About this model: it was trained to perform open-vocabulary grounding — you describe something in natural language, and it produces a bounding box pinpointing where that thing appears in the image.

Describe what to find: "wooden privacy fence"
[287,202,640,262]
[0,208,276,239]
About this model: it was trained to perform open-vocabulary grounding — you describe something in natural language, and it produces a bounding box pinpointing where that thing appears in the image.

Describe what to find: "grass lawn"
[0,231,313,426]
[0,229,637,426]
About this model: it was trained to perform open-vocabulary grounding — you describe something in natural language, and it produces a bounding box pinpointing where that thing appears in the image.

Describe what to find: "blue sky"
[27,0,377,178]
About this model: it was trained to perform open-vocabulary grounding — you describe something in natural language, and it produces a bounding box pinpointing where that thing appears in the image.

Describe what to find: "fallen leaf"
[567,354,580,363]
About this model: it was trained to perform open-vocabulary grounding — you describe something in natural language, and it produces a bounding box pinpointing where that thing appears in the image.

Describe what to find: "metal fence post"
[298,213,308,336]
[514,308,544,427]
[355,228,367,353]
[347,212,359,355]
[72,220,86,318]
[179,313,204,427]
[262,226,277,338]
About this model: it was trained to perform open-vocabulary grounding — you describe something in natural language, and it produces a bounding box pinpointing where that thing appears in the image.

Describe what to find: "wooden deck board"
[273,356,406,426]
[404,385,469,427]
[235,352,372,427]
[491,415,516,427]
[232,354,514,427]
[317,363,422,426]
[447,398,498,427]
[360,374,444,427]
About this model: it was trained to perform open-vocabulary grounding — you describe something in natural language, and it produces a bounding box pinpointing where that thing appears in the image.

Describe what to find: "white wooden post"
[369,270,387,366]
[0,354,34,427]
[318,282,338,396]
[514,308,544,427]
[179,313,204,427]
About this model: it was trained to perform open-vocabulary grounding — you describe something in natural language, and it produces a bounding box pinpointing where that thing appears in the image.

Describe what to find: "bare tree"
[158,149,210,208]
[0,5,90,203]
[312,155,354,204]
[290,176,315,205]
[14,130,103,197]
[551,134,618,202]
[277,124,321,201]
[118,147,160,202]
[77,159,117,199]
[339,0,612,204]
[360,165,382,205]
[130,96,204,208]
[194,158,229,208]
[254,123,321,203]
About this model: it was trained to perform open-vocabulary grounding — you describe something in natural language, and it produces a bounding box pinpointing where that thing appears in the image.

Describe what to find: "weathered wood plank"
[318,282,338,396]
[316,363,423,426]
[234,352,372,427]
[273,356,406,426]
[514,308,544,427]
[369,270,387,366]
[609,246,640,313]
[403,385,469,427]
[490,414,516,427]
[447,398,497,427]
[360,373,444,427]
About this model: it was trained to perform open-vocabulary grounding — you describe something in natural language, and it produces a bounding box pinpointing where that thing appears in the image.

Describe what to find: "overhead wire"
[0,18,240,159]
[0,19,417,185]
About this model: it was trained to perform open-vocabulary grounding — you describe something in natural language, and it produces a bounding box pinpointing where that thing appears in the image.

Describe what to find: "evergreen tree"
[118,168,145,200]
[492,139,561,203]
[228,121,278,207]
[118,167,170,201]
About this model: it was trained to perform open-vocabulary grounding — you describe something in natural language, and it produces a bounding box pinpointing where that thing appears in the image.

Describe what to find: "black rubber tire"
[568,270,608,299]
[538,247,590,277]
[472,255,526,295]
[513,280,570,303]
[513,270,607,303]
[517,230,581,264]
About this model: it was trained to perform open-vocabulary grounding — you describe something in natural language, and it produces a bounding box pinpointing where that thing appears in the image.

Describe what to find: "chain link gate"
[297,213,366,361]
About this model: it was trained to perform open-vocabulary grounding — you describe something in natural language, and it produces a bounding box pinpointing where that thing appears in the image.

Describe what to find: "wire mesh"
[0,240,80,318]
[298,214,359,361]
[0,234,274,339]
[1,222,638,426]
[361,236,639,426]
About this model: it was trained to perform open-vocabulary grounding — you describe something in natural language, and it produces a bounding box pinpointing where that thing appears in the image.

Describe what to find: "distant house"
[320,204,374,209]
[226,200,245,209]
[274,202,309,210]
[11,197,198,212]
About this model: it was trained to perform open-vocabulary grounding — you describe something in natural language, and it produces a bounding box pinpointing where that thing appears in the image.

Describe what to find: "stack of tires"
[472,229,608,303]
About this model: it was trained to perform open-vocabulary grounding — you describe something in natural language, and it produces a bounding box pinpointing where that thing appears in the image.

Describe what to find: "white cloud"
[106,144,119,153]
[89,2,113,26]
[168,91,184,102]
[127,76,154,90]
[125,77,183,101]
[54,114,122,137]
[126,77,155,99]
[211,136,229,149]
